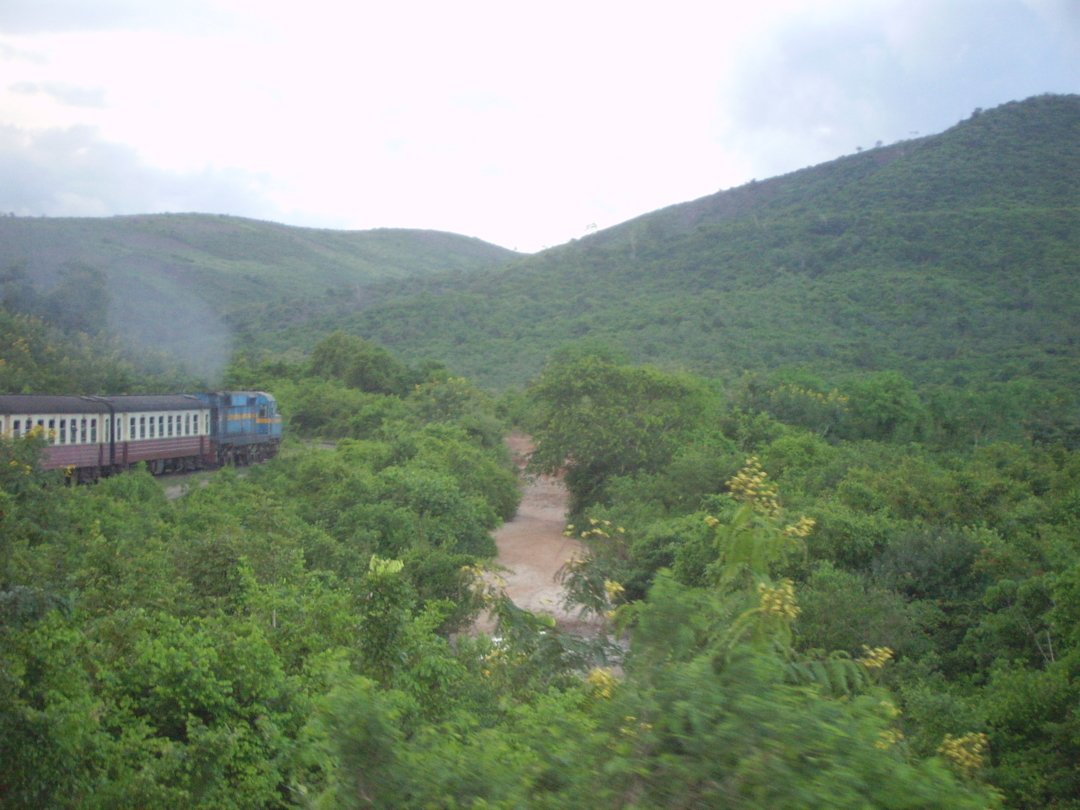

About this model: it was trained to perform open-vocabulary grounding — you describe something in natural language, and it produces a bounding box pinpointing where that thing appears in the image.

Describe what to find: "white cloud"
[0,0,1076,251]
[10,81,106,107]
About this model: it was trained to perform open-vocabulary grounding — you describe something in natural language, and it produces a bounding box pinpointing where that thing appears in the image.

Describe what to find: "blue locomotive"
[195,391,283,466]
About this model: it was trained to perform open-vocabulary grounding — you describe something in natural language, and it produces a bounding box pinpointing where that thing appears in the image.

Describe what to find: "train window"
[158,415,164,437]
[48,419,56,444]
[130,417,136,439]
[91,418,97,443]
[139,416,146,438]
[60,419,67,444]
[80,418,87,443]
[183,413,189,435]
[166,415,172,437]
[13,419,20,437]
[149,415,155,438]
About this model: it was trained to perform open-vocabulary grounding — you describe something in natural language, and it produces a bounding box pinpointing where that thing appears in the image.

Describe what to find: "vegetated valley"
[2,94,1079,807]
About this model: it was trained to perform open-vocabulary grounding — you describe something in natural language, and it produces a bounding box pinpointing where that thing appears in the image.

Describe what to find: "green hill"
[3,96,1078,401]
[0,214,518,377]
[303,94,1079,396]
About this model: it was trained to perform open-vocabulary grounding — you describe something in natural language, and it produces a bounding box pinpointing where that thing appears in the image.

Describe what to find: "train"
[0,391,282,482]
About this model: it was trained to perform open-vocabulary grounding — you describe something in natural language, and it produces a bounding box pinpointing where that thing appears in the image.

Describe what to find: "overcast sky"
[1,0,1077,252]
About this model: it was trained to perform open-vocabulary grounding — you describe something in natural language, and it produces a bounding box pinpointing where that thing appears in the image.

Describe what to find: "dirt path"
[476,432,601,634]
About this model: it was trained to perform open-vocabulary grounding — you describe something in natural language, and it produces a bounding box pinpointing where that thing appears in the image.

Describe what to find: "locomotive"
[0,390,282,482]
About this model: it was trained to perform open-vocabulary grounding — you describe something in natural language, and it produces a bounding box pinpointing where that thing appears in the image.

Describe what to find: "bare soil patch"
[476,432,602,635]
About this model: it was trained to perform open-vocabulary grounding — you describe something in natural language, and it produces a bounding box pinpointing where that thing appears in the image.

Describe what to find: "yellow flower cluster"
[703,515,720,527]
[772,383,850,406]
[783,515,816,538]
[604,580,625,602]
[757,579,800,619]
[565,517,626,540]
[875,728,906,750]
[586,667,617,699]
[879,699,902,720]
[727,457,780,515]
[618,715,653,738]
[938,732,988,773]
[857,645,894,670]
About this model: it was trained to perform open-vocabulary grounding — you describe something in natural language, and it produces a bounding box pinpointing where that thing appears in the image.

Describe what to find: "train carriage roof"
[0,394,110,414]
[0,394,208,414]
[98,395,206,412]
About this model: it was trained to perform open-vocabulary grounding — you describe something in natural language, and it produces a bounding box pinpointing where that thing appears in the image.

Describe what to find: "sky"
[1,0,1077,253]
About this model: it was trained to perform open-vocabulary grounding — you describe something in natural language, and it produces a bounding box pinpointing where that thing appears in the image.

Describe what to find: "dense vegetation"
[525,350,1080,808]
[6,334,1019,807]
[6,324,1077,806]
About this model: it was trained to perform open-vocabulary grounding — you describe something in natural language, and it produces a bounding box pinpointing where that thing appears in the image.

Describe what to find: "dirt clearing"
[476,432,601,634]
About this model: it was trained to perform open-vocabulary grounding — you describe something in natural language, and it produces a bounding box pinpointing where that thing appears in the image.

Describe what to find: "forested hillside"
[310,95,1080,400]
[4,96,1076,405]
[0,214,517,378]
